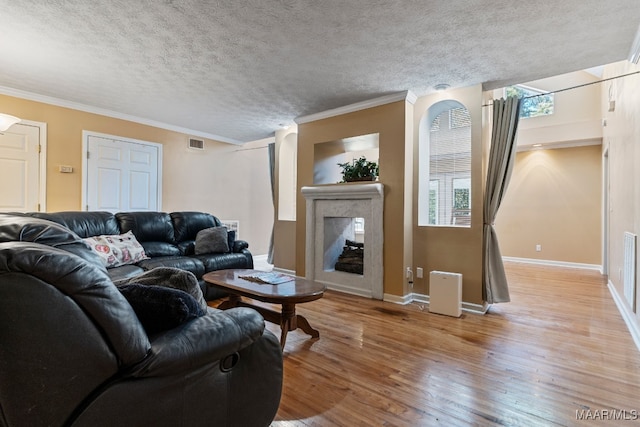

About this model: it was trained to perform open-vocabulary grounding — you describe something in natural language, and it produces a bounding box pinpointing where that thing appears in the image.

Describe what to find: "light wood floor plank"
[262,262,640,426]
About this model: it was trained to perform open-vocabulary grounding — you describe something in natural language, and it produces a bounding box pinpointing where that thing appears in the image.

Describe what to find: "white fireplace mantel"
[302,183,384,299]
[301,182,384,200]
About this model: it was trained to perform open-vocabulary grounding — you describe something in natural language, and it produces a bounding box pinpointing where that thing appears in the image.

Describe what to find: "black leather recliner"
[0,220,283,426]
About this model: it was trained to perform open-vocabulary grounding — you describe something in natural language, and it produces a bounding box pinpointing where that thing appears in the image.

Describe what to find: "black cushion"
[107,264,146,282]
[192,252,252,272]
[136,256,206,278]
[0,214,106,269]
[171,211,220,242]
[30,211,119,238]
[117,284,205,335]
[227,230,236,252]
[139,241,181,257]
[0,242,150,366]
[116,212,176,243]
[0,214,81,245]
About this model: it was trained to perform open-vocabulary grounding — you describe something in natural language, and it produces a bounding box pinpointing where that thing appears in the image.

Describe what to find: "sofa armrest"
[232,239,249,252]
[130,307,267,377]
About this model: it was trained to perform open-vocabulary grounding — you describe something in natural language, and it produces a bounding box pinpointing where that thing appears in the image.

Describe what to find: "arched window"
[278,132,297,220]
[418,100,472,227]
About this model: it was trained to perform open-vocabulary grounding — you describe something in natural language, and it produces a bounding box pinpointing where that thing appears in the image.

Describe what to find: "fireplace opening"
[335,239,364,275]
[323,217,365,275]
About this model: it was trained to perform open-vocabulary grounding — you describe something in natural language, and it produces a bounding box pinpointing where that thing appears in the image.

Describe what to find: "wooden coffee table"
[203,269,326,349]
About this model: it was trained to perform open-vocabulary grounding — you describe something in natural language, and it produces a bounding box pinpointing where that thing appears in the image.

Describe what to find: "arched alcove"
[418,100,472,227]
[278,132,297,220]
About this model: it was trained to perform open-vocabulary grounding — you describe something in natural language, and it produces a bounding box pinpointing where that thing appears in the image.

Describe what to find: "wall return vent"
[188,138,204,150]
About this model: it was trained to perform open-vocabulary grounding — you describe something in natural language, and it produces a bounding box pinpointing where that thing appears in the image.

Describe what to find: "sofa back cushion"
[116,212,180,257]
[30,211,120,238]
[171,211,221,254]
[0,213,106,269]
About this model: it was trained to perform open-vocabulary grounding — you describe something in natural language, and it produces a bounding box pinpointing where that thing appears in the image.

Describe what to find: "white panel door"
[0,123,41,212]
[86,134,160,212]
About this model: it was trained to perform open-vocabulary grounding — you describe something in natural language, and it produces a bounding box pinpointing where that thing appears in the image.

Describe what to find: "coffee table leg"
[280,303,295,349]
[279,303,320,349]
[219,299,321,350]
[218,294,241,310]
[295,314,320,339]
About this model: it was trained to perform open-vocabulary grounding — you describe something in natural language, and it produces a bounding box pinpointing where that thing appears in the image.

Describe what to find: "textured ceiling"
[1,1,639,143]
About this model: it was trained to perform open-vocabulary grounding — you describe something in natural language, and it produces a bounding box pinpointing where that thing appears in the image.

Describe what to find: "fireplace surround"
[301,183,384,299]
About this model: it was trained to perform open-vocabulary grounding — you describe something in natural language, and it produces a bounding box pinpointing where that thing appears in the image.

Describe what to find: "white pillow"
[83,230,149,268]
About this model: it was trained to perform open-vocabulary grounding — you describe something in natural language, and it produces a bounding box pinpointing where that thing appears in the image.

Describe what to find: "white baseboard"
[319,281,373,299]
[503,256,602,272]
[383,293,413,305]
[462,301,490,315]
[607,279,640,352]
[386,292,489,315]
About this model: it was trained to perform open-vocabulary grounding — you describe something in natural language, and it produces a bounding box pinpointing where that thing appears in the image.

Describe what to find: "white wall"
[163,137,274,255]
[601,60,640,347]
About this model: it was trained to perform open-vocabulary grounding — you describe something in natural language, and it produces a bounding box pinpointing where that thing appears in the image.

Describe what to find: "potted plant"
[337,156,379,183]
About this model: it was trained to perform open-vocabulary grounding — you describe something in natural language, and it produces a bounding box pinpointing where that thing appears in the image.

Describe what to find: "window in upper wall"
[418,100,472,227]
[505,84,554,118]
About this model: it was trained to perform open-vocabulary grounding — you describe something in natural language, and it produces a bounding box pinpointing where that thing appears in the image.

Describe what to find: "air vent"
[188,138,204,150]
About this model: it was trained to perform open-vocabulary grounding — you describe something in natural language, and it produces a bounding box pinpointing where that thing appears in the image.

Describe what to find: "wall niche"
[313,133,379,185]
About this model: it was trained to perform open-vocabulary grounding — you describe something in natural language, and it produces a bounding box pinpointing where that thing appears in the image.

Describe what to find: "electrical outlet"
[406,267,413,279]
[416,267,423,278]
[535,244,541,252]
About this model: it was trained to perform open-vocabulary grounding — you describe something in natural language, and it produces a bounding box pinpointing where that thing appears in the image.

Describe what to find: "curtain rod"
[482,69,640,107]
[233,145,269,152]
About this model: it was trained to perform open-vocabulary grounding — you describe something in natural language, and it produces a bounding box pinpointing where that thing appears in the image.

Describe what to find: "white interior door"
[0,123,42,212]
[85,133,161,212]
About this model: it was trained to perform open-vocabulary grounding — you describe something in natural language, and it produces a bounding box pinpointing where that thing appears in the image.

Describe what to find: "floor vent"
[188,138,204,150]
[624,231,637,313]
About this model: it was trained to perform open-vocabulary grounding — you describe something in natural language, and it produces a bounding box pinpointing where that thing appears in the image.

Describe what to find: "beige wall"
[602,60,640,327]
[1,94,273,255]
[294,100,411,297]
[514,71,603,147]
[495,145,602,264]
[412,85,484,305]
[275,85,486,304]
[489,69,604,267]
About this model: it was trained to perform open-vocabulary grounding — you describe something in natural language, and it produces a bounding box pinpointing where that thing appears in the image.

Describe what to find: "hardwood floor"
[264,262,640,426]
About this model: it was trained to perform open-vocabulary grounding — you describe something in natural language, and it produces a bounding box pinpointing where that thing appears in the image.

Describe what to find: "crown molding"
[0,85,243,145]
[295,90,417,125]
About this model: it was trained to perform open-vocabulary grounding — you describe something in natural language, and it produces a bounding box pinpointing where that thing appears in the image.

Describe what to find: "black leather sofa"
[0,213,283,426]
[24,210,253,300]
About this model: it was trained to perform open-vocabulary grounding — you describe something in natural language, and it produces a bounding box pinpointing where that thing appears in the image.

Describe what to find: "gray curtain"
[483,96,521,304]
[267,143,276,264]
